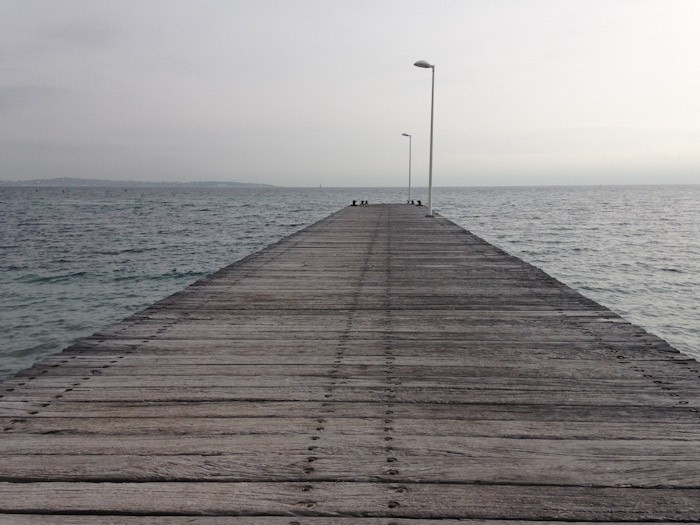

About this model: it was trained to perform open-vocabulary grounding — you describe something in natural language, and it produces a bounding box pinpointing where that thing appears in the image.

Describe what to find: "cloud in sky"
[1,0,699,186]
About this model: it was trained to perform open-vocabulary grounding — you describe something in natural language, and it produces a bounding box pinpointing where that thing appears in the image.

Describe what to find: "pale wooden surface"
[1,203,698,522]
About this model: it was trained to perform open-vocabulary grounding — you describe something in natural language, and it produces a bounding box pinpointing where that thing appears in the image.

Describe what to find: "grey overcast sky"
[1,0,699,187]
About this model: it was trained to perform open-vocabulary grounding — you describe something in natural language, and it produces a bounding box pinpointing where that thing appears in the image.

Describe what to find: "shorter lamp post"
[414,59,435,216]
[401,133,412,203]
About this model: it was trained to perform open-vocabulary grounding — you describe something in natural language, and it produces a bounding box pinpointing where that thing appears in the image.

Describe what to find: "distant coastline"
[0,177,273,188]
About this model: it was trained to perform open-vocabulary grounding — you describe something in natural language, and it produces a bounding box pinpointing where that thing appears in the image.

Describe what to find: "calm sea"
[1,185,698,378]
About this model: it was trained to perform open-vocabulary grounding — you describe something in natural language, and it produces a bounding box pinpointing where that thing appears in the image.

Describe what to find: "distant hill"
[0,177,273,188]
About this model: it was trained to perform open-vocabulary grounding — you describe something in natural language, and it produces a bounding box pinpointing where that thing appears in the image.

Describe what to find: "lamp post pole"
[414,60,435,217]
[401,133,412,203]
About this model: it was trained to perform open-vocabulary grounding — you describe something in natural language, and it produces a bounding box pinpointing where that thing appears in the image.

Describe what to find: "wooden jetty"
[1,203,699,523]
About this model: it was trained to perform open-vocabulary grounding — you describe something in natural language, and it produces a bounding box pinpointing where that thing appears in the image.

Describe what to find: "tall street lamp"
[414,60,435,217]
[401,133,412,203]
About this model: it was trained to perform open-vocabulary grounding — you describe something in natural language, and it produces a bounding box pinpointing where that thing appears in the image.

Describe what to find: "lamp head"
[401,133,410,137]
[414,60,433,68]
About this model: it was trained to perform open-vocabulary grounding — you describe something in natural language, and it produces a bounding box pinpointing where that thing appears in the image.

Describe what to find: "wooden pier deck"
[1,203,699,523]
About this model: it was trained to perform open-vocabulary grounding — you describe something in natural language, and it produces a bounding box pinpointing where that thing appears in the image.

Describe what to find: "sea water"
[1,185,698,378]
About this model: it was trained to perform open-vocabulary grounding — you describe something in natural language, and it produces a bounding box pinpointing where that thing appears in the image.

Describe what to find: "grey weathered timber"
[1,203,699,523]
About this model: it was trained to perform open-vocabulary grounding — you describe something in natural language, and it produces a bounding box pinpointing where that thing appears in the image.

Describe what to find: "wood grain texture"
[1,203,698,522]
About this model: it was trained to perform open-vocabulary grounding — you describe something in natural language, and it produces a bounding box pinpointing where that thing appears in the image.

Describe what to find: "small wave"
[661,268,683,273]
[112,270,205,283]
[93,246,159,256]
[122,247,158,254]
[21,271,89,284]
[152,270,207,281]
[112,275,145,282]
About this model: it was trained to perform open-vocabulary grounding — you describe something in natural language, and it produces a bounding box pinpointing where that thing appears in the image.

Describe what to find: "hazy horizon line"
[2,178,698,189]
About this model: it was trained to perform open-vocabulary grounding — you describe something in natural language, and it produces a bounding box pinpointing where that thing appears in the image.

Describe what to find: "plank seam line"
[2,479,700,490]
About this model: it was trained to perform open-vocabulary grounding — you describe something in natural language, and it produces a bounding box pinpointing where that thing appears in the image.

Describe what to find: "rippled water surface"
[1,185,698,377]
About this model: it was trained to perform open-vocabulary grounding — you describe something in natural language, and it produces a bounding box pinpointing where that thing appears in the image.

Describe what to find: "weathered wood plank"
[42,338,684,358]
[17,362,696,381]
[7,374,699,390]
[3,416,700,440]
[4,400,697,422]
[2,434,697,460]
[4,386,697,408]
[1,453,698,487]
[0,482,698,520]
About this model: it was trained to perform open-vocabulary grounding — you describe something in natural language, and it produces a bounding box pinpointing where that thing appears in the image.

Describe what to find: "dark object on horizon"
[417,200,422,206]
[351,200,357,206]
